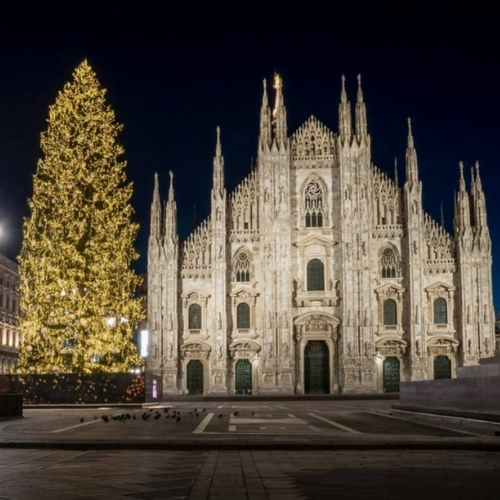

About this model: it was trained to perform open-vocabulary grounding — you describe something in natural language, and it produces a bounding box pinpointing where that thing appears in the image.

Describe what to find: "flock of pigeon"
[79,408,253,424]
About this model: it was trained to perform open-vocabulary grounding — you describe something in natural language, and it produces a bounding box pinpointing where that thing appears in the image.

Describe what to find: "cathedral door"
[434,356,451,379]
[186,360,203,395]
[383,357,400,393]
[235,359,252,394]
[304,341,330,394]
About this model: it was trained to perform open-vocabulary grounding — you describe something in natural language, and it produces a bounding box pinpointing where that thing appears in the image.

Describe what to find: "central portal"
[235,359,252,394]
[304,341,330,394]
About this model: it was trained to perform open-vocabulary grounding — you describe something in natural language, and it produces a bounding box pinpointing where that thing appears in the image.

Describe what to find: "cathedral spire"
[272,73,287,150]
[472,161,489,232]
[168,169,175,203]
[405,118,419,187]
[150,172,162,239]
[355,74,368,144]
[259,78,272,154]
[164,170,177,239]
[394,157,399,186]
[454,161,472,235]
[212,126,225,196]
[338,75,352,145]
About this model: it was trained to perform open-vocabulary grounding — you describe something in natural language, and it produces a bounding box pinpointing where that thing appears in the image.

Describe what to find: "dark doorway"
[305,341,330,394]
[186,360,203,395]
[383,356,400,392]
[235,359,252,394]
[434,355,451,379]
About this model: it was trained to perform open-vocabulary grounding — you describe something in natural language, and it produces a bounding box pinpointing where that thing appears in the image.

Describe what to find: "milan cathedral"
[147,75,495,395]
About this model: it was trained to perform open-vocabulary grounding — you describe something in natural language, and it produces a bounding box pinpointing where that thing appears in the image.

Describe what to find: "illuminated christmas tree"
[17,60,143,374]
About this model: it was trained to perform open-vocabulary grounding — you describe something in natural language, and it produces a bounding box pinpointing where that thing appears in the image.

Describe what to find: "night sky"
[0,5,499,311]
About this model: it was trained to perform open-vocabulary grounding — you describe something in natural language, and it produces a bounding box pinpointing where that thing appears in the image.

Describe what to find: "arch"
[188,303,202,329]
[433,297,447,324]
[307,259,325,291]
[233,248,252,282]
[383,299,397,325]
[304,181,324,227]
[380,245,399,278]
[236,302,250,329]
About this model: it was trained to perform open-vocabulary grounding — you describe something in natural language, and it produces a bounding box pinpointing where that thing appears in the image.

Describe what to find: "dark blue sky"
[0,5,499,311]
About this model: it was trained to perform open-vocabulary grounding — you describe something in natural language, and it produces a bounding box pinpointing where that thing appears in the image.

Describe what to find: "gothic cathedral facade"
[147,75,495,395]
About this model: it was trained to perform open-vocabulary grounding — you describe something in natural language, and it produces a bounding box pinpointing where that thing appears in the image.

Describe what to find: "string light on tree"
[17,60,143,374]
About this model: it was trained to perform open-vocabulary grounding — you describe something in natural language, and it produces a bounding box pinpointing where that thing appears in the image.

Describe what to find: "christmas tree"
[17,60,143,374]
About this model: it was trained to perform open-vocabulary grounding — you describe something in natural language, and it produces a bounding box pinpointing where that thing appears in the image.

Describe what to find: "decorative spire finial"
[341,74,347,103]
[459,161,466,191]
[168,170,174,201]
[407,117,414,148]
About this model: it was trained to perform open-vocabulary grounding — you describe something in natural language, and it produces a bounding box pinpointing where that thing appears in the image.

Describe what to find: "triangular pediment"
[181,288,211,300]
[228,340,261,352]
[291,115,336,160]
[374,282,405,298]
[293,234,337,248]
[427,336,460,347]
[229,286,259,299]
[425,281,456,293]
[180,340,212,351]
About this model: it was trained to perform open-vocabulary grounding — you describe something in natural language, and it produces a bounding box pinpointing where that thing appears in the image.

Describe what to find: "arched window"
[234,251,251,282]
[237,303,250,329]
[305,181,324,227]
[433,298,447,324]
[188,303,202,329]
[383,299,397,325]
[381,247,398,278]
[307,259,325,291]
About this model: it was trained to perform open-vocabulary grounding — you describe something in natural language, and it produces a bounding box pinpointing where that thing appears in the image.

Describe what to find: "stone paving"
[0,449,499,499]
[1,400,500,498]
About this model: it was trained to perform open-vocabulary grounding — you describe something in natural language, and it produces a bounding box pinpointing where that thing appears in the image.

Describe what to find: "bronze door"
[383,356,400,393]
[434,355,451,379]
[305,341,330,394]
[235,359,252,394]
[186,360,203,395]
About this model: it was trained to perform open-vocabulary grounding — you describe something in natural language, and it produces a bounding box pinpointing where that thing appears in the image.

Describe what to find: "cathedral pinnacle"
[271,72,287,149]
[355,74,368,144]
[459,161,466,192]
[168,170,175,202]
[259,78,272,153]
[338,75,352,144]
[407,117,414,148]
[405,117,419,186]
[212,126,225,196]
[150,172,162,239]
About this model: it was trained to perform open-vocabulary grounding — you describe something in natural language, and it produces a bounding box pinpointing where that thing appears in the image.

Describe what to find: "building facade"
[0,254,20,373]
[147,75,495,395]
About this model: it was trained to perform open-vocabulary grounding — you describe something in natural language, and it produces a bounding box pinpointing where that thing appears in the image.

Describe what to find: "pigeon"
[101,415,109,423]
[218,414,223,418]
[203,408,206,412]
[154,413,161,420]
[233,412,239,416]
[176,416,181,422]
[252,412,255,416]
